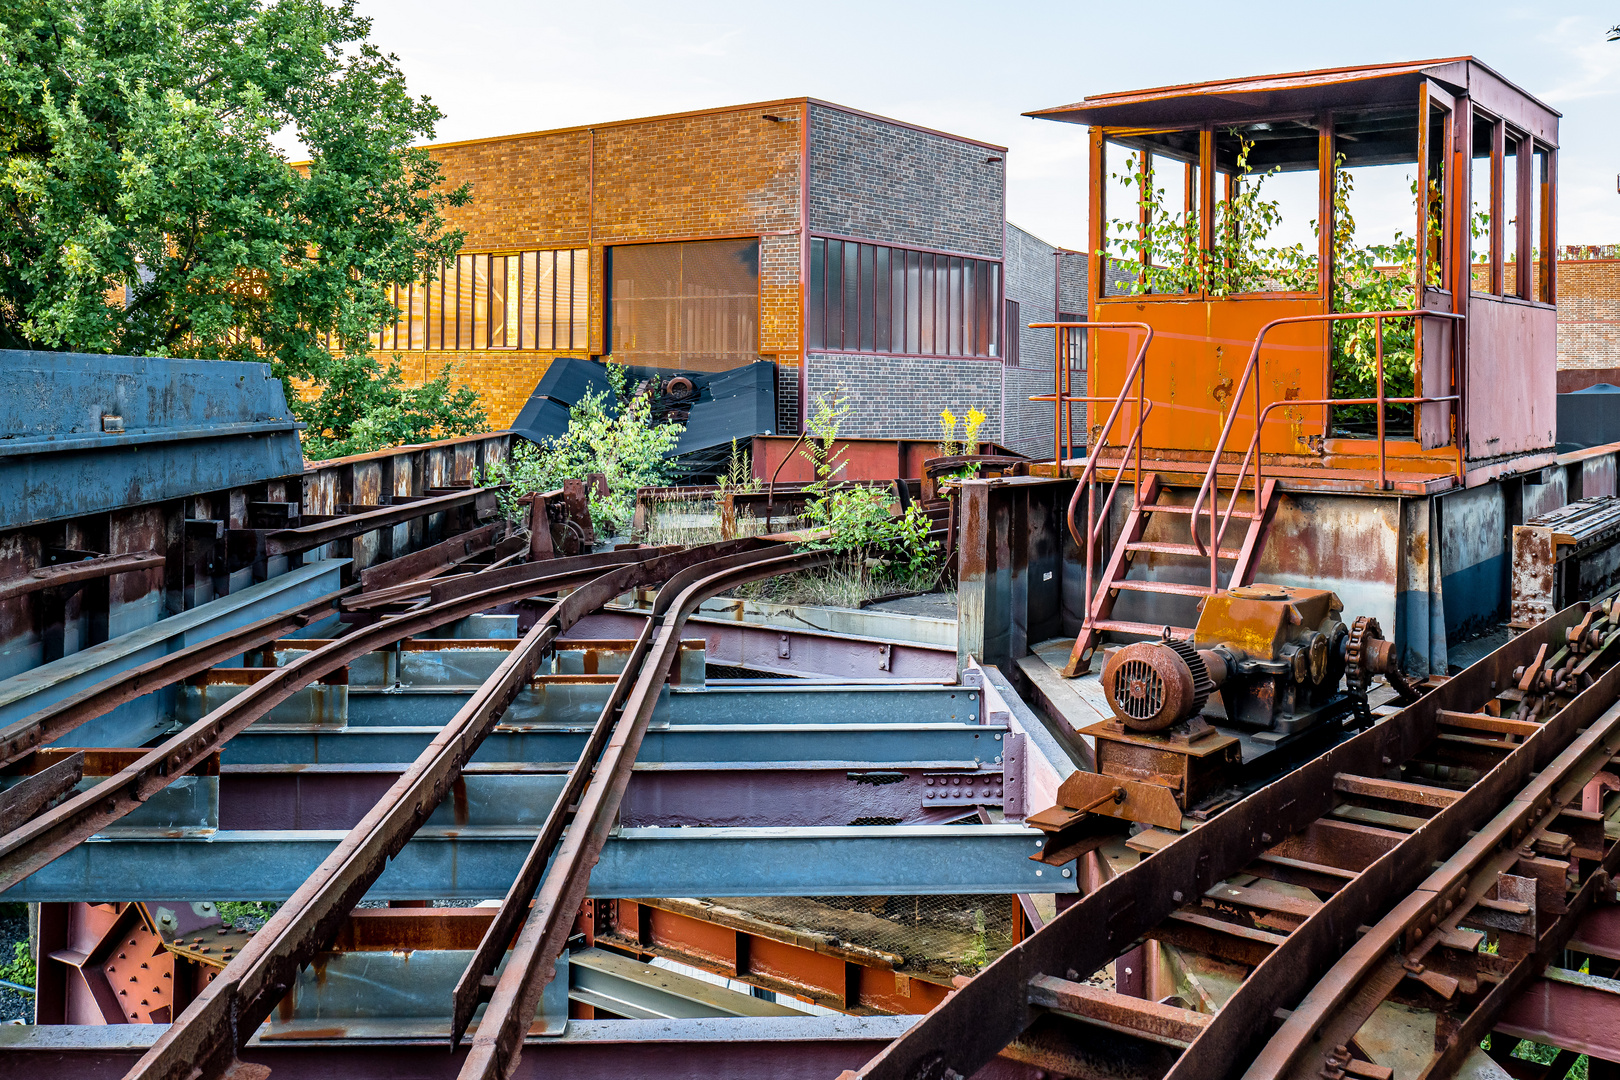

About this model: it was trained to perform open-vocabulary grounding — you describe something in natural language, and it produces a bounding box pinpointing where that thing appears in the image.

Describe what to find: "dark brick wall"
[807,104,1004,259]
[776,359,801,435]
[805,354,1003,442]
[1003,224,1058,458]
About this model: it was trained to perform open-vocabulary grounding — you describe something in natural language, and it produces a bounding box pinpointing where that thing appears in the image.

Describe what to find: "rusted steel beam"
[357,523,502,591]
[0,549,670,894]
[846,603,1601,1080]
[120,540,781,1080]
[597,898,949,1015]
[0,750,83,833]
[263,486,498,557]
[0,589,348,769]
[1028,974,1211,1047]
[1246,700,1620,1080]
[0,551,165,603]
[1495,967,1620,1063]
[456,547,831,1080]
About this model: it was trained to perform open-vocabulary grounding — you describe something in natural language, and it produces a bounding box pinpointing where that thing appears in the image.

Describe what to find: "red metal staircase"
[1061,472,1279,676]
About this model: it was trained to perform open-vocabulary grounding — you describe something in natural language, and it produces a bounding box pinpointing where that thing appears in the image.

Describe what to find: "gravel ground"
[0,904,30,1023]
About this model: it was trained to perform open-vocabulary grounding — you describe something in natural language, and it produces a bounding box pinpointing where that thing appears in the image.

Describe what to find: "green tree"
[298,353,487,460]
[0,0,472,438]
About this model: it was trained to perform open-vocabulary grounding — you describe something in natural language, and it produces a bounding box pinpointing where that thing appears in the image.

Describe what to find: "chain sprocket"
[1345,615,1381,728]
[1345,615,1423,728]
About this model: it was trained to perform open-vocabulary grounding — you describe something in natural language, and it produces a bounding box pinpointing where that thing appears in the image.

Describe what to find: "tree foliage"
[298,354,487,460]
[0,0,468,401]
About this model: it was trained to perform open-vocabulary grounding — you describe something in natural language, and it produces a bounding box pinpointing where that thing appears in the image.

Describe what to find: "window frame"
[806,233,1005,361]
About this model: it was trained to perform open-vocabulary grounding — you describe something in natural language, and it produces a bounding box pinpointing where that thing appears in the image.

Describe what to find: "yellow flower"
[966,407,986,427]
[940,408,956,428]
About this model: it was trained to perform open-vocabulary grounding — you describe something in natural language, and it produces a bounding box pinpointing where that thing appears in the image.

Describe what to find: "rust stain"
[451,777,469,826]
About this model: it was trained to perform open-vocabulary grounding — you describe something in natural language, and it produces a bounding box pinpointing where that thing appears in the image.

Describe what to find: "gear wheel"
[1162,632,1215,721]
[1346,616,1423,728]
[1345,616,1381,728]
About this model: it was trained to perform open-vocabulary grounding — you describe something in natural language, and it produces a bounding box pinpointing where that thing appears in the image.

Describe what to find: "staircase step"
[1135,503,1259,518]
[1125,541,1243,560]
[1109,580,1218,597]
[1090,619,1194,640]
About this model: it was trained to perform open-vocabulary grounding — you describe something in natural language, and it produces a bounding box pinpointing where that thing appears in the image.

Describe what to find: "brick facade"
[1003,224,1059,459]
[1551,258,1620,374]
[805,354,1004,442]
[807,105,1005,259]
[377,100,805,428]
[373,98,1029,444]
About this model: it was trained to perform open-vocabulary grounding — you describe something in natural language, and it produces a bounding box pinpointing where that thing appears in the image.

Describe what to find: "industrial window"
[373,248,589,352]
[807,238,1002,358]
[608,239,760,370]
[1003,300,1020,366]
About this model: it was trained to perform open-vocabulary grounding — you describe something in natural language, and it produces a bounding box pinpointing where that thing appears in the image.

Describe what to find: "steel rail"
[118,539,783,1080]
[1159,615,1620,1080]
[0,547,673,894]
[1249,695,1620,1080]
[455,546,834,1080]
[0,587,351,769]
[845,602,1610,1080]
[0,550,167,603]
[263,485,499,557]
[446,544,812,1046]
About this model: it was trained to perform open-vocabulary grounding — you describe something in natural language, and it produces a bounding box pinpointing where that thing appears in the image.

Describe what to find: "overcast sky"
[348,0,1620,252]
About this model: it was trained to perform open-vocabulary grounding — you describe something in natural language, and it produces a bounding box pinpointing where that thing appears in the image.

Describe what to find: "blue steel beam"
[218,723,1008,767]
[6,825,1070,901]
[186,683,982,729]
[314,684,984,728]
[0,1015,926,1080]
[0,350,304,528]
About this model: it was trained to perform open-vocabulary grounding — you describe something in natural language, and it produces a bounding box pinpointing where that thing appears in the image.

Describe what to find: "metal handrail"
[1187,309,1467,575]
[1028,321,1154,630]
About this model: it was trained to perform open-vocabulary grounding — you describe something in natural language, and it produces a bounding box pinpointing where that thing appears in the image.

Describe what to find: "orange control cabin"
[1029,57,1559,492]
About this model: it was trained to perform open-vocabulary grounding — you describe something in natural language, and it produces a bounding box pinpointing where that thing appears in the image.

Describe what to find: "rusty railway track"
[101,537,813,1080]
[847,600,1620,1080]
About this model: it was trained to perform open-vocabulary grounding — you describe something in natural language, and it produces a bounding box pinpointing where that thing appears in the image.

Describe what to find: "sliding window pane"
[890,248,906,353]
[874,246,891,353]
[989,263,1002,357]
[946,259,959,356]
[472,255,489,348]
[906,251,922,355]
[808,238,826,350]
[535,250,556,349]
[409,281,428,351]
[842,242,859,352]
[489,256,508,348]
[518,252,537,349]
[859,244,876,352]
[918,255,935,355]
[571,249,589,349]
[556,250,575,350]
[825,238,843,351]
[456,255,474,349]
[426,263,443,350]
[962,259,976,357]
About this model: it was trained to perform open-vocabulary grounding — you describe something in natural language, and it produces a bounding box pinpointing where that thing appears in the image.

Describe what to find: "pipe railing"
[1028,321,1154,629]
[1187,310,1467,585]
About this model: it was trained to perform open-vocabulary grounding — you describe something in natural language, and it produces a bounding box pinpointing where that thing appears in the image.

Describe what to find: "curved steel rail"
[115,538,806,1080]
[456,545,835,1080]
[0,543,763,895]
[846,600,1620,1080]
